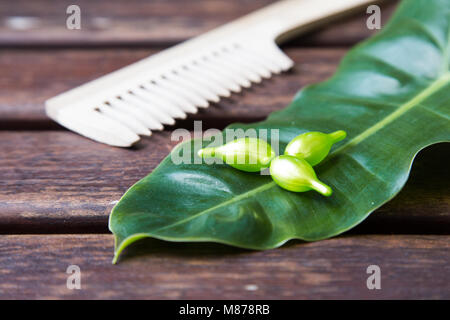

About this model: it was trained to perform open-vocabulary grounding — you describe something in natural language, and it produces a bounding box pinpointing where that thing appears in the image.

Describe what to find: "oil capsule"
[270,155,332,196]
[198,137,276,172]
[284,130,347,166]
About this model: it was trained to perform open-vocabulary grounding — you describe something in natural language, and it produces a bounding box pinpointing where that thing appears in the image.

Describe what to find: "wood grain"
[0,130,448,234]
[0,0,397,47]
[0,234,447,299]
[0,0,447,300]
[0,48,345,128]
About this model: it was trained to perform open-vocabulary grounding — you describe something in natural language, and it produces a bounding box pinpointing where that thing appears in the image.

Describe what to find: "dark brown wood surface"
[0,0,395,47]
[0,0,448,299]
[0,235,448,299]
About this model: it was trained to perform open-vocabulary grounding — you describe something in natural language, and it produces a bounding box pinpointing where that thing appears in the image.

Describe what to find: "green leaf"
[109,0,450,263]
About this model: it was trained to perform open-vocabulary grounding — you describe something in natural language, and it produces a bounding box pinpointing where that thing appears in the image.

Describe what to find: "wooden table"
[0,0,448,299]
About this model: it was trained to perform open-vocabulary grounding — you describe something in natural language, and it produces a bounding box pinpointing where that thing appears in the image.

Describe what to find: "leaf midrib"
[330,72,450,156]
[152,71,449,234]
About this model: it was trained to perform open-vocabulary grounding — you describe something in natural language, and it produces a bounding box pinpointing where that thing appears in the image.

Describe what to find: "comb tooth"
[265,42,294,71]
[255,45,293,72]
[188,62,240,93]
[134,87,187,119]
[58,107,140,147]
[210,57,258,84]
[107,100,155,133]
[194,59,242,92]
[176,66,231,98]
[235,47,272,78]
[143,83,198,114]
[253,54,282,73]
[166,72,220,103]
[239,46,282,74]
[221,54,262,83]
[224,47,271,79]
[257,53,284,73]
[203,56,251,88]
[123,92,175,125]
[111,97,164,131]
[98,103,151,136]
[156,77,209,108]
[213,51,262,83]
[200,58,249,89]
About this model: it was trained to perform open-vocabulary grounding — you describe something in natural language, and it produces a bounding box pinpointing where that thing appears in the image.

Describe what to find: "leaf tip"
[112,254,119,265]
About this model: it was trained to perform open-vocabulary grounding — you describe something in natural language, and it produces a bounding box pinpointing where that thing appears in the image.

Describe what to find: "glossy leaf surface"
[109,0,450,263]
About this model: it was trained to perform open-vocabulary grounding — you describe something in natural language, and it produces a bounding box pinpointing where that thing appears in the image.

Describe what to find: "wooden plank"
[0,130,448,234]
[0,234,448,299]
[0,0,397,47]
[0,48,345,128]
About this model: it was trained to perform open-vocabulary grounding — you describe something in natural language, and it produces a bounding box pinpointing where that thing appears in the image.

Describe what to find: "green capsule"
[198,137,276,172]
[284,130,347,166]
[270,155,332,196]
